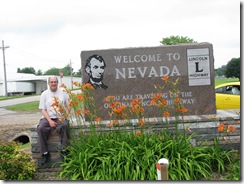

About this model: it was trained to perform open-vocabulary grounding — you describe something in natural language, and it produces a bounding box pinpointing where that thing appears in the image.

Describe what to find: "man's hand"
[49,120,57,127]
[41,109,58,127]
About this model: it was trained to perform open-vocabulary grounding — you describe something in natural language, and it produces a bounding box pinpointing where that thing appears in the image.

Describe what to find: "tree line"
[214,57,240,80]
[17,63,81,77]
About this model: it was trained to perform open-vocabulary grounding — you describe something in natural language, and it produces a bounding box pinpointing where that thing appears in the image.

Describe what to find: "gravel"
[0,108,42,142]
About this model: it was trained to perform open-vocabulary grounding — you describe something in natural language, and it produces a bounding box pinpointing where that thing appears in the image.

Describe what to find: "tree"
[225,57,240,80]
[74,69,82,77]
[62,64,74,76]
[43,67,60,75]
[214,65,226,77]
[43,64,77,76]
[36,69,43,76]
[160,35,197,45]
[17,67,36,74]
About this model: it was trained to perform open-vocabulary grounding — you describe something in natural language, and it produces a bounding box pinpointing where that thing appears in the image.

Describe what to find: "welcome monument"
[81,42,216,120]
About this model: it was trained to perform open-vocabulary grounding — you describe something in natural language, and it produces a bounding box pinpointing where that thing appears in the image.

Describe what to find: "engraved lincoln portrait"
[85,54,108,90]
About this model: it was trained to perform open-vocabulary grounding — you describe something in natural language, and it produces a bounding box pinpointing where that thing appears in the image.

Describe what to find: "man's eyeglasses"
[50,81,58,84]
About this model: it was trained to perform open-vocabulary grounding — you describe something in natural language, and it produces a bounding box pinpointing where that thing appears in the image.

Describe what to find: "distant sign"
[81,43,216,120]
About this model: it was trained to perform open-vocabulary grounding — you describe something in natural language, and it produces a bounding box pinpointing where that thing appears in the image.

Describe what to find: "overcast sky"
[0,0,241,75]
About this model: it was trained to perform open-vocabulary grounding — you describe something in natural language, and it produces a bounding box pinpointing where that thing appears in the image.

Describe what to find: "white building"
[0,72,82,96]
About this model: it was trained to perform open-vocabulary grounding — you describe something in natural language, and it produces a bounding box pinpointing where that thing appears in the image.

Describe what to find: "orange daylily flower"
[58,106,64,114]
[174,97,181,103]
[75,108,82,115]
[95,117,101,122]
[227,125,236,133]
[154,93,162,100]
[58,116,65,122]
[77,94,85,101]
[160,99,167,105]
[113,120,119,124]
[150,100,156,106]
[135,131,141,136]
[84,109,90,114]
[138,120,145,126]
[175,107,181,112]
[51,103,57,108]
[82,83,94,90]
[71,101,79,106]
[138,107,144,112]
[162,76,169,81]
[181,107,188,113]
[113,105,126,115]
[218,123,225,132]
[130,105,144,113]
[52,96,59,105]
[107,123,113,127]
[163,111,170,118]
[131,98,140,106]
[61,83,66,88]
[104,96,115,102]
[73,81,80,87]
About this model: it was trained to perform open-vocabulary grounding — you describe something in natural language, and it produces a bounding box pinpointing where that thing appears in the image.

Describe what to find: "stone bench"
[30,127,63,169]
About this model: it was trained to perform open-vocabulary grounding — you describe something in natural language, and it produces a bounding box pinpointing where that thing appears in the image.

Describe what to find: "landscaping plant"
[0,142,37,180]
[52,77,239,180]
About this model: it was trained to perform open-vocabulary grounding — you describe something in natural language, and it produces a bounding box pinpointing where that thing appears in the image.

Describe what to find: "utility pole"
[0,40,10,97]
[70,59,73,89]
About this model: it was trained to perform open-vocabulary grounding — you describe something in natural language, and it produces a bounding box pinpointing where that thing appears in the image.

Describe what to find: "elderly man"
[37,76,70,165]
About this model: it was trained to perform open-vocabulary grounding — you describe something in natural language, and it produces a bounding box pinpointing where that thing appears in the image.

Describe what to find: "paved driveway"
[0,96,41,142]
[0,95,40,108]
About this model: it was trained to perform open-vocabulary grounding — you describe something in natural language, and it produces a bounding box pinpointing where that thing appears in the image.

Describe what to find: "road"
[0,95,41,121]
[0,96,42,142]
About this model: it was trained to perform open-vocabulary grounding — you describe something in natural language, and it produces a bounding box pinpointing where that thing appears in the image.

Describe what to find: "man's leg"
[37,118,52,153]
[37,118,51,164]
[56,119,70,149]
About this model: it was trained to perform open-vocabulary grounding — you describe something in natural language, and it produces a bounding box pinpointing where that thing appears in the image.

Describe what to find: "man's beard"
[91,75,103,83]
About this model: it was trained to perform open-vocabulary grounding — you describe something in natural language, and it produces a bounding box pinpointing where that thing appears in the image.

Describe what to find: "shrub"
[55,77,239,180]
[0,142,37,180]
[58,129,236,180]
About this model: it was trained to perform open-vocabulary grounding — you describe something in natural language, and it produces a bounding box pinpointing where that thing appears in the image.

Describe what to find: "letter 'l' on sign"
[195,62,203,72]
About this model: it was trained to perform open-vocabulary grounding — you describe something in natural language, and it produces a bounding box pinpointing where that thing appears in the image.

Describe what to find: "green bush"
[225,154,240,180]
[0,142,37,180]
[58,129,236,180]
[56,78,239,180]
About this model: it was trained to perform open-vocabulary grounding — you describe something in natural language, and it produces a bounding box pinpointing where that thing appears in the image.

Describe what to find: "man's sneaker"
[41,152,50,165]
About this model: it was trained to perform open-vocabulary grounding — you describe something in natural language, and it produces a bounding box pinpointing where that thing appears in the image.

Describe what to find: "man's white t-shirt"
[39,87,69,119]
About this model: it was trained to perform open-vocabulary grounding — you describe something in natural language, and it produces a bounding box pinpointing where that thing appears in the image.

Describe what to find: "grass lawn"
[214,78,239,86]
[6,101,39,111]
